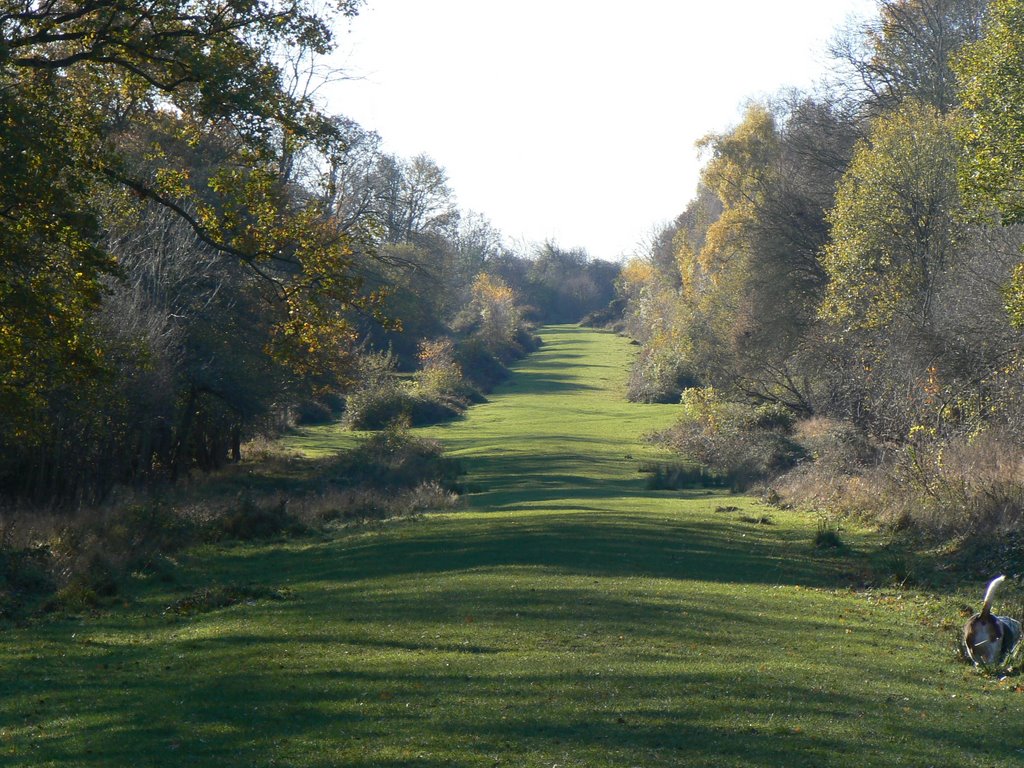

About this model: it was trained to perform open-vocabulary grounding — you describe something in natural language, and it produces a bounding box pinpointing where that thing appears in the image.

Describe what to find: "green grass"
[3,325,1024,767]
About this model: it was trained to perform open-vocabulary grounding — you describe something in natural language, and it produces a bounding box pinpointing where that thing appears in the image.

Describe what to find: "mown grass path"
[3,326,1024,767]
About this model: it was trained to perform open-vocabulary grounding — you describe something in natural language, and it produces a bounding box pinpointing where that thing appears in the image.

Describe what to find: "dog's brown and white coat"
[962,575,1022,667]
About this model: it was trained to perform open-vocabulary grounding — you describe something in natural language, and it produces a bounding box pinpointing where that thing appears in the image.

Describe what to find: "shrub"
[0,418,466,620]
[627,345,695,404]
[211,495,307,541]
[894,428,1024,540]
[345,340,495,431]
[653,388,804,488]
[293,398,339,425]
[814,517,845,550]
[300,482,459,524]
[639,462,731,490]
[793,417,877,475]
[342,350,418,430]
[415,338,466,398]
[777,424,1024,552]
[0,544,55,619]
[580,297,626,330]
[330,422,464,492]
[455,338,510,392]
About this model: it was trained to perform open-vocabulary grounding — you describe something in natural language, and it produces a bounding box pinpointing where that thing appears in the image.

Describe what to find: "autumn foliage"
[622,0,1024,544]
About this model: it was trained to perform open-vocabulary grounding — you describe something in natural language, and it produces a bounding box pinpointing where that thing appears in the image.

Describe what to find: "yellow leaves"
[618,258,655,288]
[468,273,522,351]
[955,0,1024,224]
[1005,262,1024,328]
[472,272,516,305]
[698,104,778,208]
[679,386,725,434]
[154,167,191,197]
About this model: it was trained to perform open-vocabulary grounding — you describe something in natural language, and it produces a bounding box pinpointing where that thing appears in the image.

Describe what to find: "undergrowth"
[0,423,462,622]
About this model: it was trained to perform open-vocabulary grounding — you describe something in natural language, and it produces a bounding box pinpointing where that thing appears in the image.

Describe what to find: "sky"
[325,0,879,261]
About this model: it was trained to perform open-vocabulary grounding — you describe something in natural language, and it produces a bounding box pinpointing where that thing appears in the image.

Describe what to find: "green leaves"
[955,0,1024,327]
[821,101,960,330]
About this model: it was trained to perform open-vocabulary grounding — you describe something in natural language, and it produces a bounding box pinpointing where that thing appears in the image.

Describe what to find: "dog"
[962,575,1022,667]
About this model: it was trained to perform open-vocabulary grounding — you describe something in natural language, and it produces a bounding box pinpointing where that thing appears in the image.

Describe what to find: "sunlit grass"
[2,326,1023,767]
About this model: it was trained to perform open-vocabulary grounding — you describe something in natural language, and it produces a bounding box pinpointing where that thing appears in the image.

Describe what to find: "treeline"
[0,0,618,508]
[620,0,1024,544]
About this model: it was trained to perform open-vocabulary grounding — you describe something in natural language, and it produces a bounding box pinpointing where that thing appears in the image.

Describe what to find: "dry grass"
[0,426,464,620]
[776,422,1024,548]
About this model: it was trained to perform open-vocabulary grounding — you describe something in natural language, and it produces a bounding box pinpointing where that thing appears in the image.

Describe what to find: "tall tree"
[0,0,382,499]
[821,100,961,331]
[955,0,1024,227]
[680,97,858,410]
[831,0,988,113]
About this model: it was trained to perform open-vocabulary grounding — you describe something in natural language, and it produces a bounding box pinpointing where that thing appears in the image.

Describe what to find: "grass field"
[3,326,1024,767]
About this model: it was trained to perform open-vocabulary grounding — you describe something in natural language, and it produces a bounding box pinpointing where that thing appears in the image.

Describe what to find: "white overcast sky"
[325,0,878,260]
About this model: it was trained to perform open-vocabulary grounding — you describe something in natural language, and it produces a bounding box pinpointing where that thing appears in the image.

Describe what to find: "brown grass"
[0,428,463,620]
[776,422,1024,545]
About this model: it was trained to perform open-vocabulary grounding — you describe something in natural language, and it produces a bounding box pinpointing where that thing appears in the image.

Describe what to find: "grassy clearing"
[3,326,1024,767]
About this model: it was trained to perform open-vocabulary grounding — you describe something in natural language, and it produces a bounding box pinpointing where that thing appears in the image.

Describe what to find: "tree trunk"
[170,385,197,482]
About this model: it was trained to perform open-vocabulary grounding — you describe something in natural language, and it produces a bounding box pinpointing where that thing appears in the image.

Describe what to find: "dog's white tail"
[981,575,1006,617]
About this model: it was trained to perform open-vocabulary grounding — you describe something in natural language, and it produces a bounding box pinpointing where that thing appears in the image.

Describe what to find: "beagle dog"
[962,575,1022,667]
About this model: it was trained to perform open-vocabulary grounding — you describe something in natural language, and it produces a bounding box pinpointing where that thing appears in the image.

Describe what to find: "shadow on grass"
[4,555,1013,768]
[295,511,849,589]
[498,374,603,393]
[3,478,1017,767]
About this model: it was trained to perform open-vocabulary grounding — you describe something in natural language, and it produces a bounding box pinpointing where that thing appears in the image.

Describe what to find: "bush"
[300,482,459,524]
[776,424,1024,552]
[344,340,496,431]
[211,495,307,541]
[0,544,54,618]
[0,501,200,619]
[639,462,731,490]
[414,338,466,398]
[330,422,464,492]
[793,417,877,475]
[627,345,696,404]
[342,386,415,430]
[580,297,626,330]
[294,398,340,425]
[653,388,804,488]
[814,517,845,550]
[0,412,467,620]
[455,338,510,392]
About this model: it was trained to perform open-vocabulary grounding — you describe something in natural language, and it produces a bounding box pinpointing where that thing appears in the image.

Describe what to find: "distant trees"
[526,242,620,324]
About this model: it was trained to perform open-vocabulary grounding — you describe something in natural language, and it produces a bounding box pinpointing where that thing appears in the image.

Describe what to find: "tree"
[830,0,988,113]
[677,97,858,410]
[0,0,381,500]
[375,154,458,245]
[463,273,522,355]
[821,101,961,331]
[955,0,1024,327]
